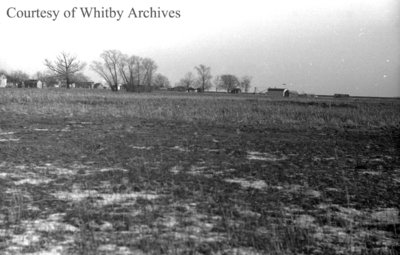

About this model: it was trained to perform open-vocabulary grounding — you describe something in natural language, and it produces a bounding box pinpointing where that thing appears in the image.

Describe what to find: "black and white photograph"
[0,0,399,254]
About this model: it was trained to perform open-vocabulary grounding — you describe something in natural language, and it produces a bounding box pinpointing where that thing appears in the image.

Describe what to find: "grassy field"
[0,88,399,254]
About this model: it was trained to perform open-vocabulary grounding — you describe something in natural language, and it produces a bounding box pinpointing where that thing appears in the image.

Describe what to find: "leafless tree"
[70,72,91,83]
[44,52,86,89]
[35,71,59,87]
[91,50,122,91]
[217,74,239,92]
[177,72,196,89]
[213,75,221,91]
[152,73,170,89]
[119,54,140,89]
[142,58,157,86]
[239,76,252,93]
[119,55,158,90]
[194,64,212,92]
[92,50,158,92]
[8,70,30,86]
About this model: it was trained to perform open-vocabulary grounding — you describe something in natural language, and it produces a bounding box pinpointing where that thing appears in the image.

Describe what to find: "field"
[0,88,399,255]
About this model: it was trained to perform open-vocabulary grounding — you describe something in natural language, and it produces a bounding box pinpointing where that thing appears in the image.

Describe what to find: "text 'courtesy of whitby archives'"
[6,7,181,21]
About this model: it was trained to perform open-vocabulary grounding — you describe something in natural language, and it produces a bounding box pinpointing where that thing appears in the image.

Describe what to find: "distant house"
[169,86,187,92]
[23,80,43,88]
[94,83,108,89]
[267,88,289,97]
[334,93,350,98]
[187,87,196,92]
[73,82,94,89]
[0,74,6,88]
[230,88,241,94]
[118,84,127,91]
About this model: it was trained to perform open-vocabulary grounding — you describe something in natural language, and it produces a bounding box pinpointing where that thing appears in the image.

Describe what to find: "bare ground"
[0,112,399,254]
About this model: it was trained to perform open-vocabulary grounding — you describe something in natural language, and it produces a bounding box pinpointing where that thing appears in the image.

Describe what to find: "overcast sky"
[0,0,399,96]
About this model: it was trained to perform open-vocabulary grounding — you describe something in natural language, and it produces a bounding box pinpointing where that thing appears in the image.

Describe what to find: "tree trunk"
[66,76,70,89]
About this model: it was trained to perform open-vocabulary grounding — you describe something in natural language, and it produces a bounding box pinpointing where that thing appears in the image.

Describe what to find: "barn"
[169,86,186,92]
[23,80,43,88]
[230,88,241,94]
[334,93,350,98]
[267,88,289,97]
[73,82,94,89]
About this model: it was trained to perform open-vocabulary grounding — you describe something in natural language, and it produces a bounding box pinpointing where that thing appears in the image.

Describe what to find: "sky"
[0,0,399,97]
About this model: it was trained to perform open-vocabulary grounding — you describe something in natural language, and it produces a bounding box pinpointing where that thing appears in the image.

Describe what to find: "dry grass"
[1,88,399,129]
[0,88,399,254]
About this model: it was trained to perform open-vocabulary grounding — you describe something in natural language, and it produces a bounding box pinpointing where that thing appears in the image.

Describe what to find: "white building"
[0,74,7,88]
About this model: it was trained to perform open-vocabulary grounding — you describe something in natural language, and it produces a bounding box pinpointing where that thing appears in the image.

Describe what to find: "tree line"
[1,51,252,92]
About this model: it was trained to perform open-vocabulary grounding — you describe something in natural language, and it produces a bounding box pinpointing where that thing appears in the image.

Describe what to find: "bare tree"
[119,54,140,89]
[91,50,158,92]
[152,73,170,89]
[44,52,86,89]
[71,72,91,83]
[213,75,221,92]
[8,70,30,87]
[177,72,195,89]
[239,76,252,93]
[194,64,212,92]
[35,71,59,87]
[91,50,122,91]
[142,58,157,87]
[217,74,239,92]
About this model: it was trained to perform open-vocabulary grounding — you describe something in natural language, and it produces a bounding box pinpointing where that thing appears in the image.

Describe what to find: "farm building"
[230,88,241,94]
[0,74,6,88]
[196,88,204,93]
[118,84,126,91]
[23,80,43,88]
[334,93,350,98]
[267,88,289,97]
[94,83,108,89]
[169,86,187,92]
[73,82,94,89]
[187,87,196,92]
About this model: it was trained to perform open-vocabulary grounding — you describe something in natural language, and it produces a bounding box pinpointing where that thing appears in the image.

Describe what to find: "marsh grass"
[1,88,399,129]
[0,88,399,254]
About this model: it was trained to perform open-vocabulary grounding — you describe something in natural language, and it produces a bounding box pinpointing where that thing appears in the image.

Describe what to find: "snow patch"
[14,178,52,185]
[33,128,49,131]
[11,229,40,246]
[188,165,208,175]
[171,146,189,152]
[361,171,382,176]
[247,151,287,161]
[0,138,19,142]
[0,132,15,135]
[370,208,399,224]
[130,146,153,150]
[99,167,128,172]
[53,189,159,205]
[170,165,183,174]
[295,214,316,228]
[225,178,268,190]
